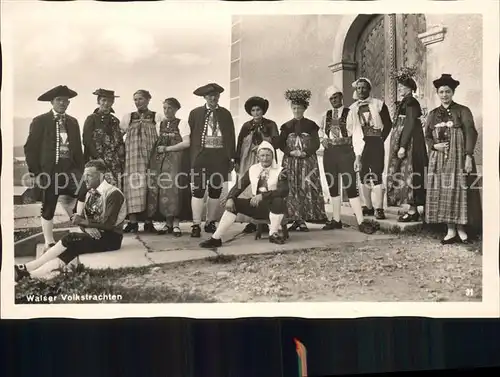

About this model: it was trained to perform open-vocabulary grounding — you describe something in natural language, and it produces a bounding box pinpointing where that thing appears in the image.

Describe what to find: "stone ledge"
[418,25,447,46]
[340,206,422,234]
[328,60,357,73]
[14,228,74,258]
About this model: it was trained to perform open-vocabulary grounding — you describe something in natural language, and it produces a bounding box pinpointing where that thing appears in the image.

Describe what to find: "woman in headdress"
[276,89,327,231]
[146,98,192,236]
[234,96,279,233]
[121,89,163,233]
[425,74,482,244]
[386,67,428,221]
[82,89,125,190]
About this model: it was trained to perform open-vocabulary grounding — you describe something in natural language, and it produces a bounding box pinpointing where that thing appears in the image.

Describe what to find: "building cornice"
[328,61,357,73]
[418,25,447,46]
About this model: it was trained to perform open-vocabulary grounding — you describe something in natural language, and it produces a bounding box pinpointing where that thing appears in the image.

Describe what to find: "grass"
[15,264,216,304]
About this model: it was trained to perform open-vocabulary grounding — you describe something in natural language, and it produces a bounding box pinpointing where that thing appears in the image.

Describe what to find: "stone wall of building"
[234,15,342,131]
[422,14,483,164]
[232,13,484,167]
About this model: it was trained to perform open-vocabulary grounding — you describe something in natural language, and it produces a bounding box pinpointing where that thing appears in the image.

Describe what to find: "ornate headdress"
[392,66,418,92]
[285,89,312,108]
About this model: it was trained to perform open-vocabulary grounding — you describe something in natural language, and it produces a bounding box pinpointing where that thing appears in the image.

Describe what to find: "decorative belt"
[363,129,382,137]
[204,136,224,149]
[327,136,352,147]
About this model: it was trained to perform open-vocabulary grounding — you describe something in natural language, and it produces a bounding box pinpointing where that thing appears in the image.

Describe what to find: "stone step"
[340,203,425,216]
[340,206,422,233]
[14,227,74,258]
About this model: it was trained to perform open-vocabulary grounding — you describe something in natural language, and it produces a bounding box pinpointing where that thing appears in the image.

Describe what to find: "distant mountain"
[13,117,32,152]
[13,145,25,158]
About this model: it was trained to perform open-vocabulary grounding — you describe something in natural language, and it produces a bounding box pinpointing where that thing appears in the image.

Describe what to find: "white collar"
[95,179,111,195]
[52,109,65,117]
[205,104,219,110]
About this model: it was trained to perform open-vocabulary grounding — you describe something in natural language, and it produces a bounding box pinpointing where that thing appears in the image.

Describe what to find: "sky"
[4,1,231,146]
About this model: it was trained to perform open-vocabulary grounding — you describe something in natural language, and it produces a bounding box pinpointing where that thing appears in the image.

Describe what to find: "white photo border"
[1,0,498,319]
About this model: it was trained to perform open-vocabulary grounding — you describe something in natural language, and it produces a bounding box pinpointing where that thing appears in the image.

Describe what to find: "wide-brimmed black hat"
[244,96,269,115]
[193,83,225,97]
[433,74,460,90]
[93,88,120,98]
[37,85,78,101]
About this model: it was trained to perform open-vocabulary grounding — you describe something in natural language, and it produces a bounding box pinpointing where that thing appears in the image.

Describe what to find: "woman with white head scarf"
[199,141,289,248]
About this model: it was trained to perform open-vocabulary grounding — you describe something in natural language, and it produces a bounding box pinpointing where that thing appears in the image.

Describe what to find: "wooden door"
[355,15,386,101]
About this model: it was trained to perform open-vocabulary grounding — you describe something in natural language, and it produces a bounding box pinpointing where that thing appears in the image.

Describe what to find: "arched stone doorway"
[330,14,427,114]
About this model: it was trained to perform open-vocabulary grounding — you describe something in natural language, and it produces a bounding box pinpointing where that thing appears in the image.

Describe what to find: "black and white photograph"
[1,0,498,319]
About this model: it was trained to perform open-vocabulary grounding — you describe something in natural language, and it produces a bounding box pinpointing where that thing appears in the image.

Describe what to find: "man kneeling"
[15,159,126,282]
[200,141,288,248]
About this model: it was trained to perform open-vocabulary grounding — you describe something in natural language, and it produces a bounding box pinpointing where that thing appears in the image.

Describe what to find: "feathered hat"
[285,89,312,108]
[392,66,418,92]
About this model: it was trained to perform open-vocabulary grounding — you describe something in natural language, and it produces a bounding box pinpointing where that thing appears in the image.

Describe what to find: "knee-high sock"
[445,223,457,240]
[331,196,342,222]
[456,224,468,240]
[25,241,67,272]
[191,197,204,225]
[41,218,55,246]
[269,212,284,236]
[372,184,384,209]
[361,184,373,208]
[207,198,220,223]
[29,259,65,279]
[212,211,236,240]
[76,200,85,216]
[349,196,364,225]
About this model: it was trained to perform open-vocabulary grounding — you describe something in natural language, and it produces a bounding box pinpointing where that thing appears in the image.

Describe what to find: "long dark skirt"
[387,120,428,207]
[282,154,327,222]
[145,149,192,222]
[425,127,482,231]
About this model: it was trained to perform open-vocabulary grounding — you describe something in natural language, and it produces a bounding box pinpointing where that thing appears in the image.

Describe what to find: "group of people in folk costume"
[15,68,482,281]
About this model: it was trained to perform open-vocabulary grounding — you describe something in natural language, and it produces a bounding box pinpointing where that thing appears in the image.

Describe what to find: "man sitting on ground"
[15,159,126,282]
[200,141,289,248]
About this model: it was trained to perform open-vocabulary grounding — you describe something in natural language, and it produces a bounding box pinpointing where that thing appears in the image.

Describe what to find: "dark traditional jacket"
[424,101,478,156]
[275,117,320,157]
[227,167,289,201]
[24,111,84,176]
[82,112,124,162]
[235,117,279,164]
[188,105,236,166]
[394,95,425,151]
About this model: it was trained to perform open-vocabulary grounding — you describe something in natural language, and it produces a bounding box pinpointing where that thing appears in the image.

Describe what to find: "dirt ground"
[114,234,482,303]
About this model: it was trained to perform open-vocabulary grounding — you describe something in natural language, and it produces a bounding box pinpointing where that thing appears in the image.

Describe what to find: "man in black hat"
[24,85,87,250]
[188,83,236,237]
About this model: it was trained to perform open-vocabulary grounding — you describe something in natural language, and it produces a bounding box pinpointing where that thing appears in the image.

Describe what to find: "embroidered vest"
[248,164,283,196]
[84,182,127,231]
[358,104,382,137]
[325,108,351,146]
[203,108,223,148]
